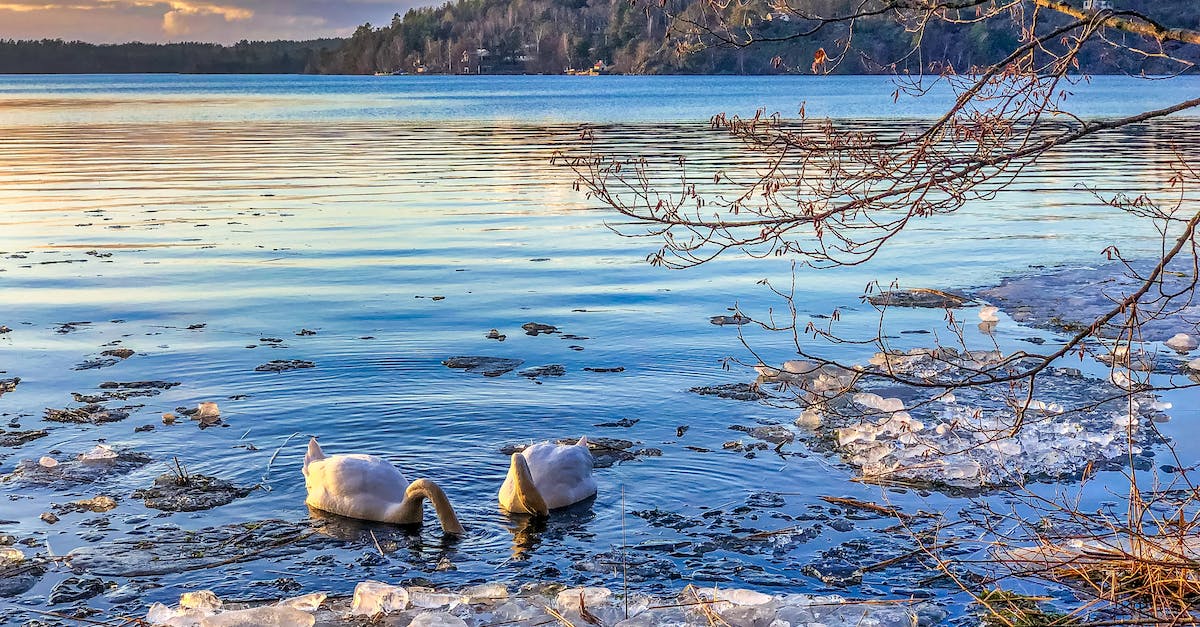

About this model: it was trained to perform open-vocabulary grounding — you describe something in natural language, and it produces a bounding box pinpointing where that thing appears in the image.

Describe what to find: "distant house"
[1083,0,1112,9]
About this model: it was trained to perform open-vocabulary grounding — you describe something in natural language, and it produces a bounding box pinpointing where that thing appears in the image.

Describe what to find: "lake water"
[1,74,1199,622]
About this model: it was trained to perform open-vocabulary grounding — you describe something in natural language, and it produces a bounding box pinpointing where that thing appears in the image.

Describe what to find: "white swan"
[302,438,464,534]
[498,436,597,516]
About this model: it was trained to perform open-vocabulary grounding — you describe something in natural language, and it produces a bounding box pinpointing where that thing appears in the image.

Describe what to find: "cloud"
[0,0,415,43]
[158,1,254,37]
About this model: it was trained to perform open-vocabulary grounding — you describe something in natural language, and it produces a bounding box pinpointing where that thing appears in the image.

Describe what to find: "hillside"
[313,0,1200,75]
[0,39,341,74]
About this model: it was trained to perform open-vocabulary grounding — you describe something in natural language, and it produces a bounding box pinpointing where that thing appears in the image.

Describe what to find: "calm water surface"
[1,75,1198,619]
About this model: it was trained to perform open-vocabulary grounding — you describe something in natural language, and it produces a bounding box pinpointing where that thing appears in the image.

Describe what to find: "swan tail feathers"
[303,437,325,476]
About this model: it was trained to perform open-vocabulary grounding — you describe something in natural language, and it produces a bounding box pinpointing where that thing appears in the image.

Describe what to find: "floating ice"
[1165,332,1198,353]
[79,444,119,463]
[349,580,409,615]
[808,347,1170,488]
[979,305,999,322]
[146,602,212,627]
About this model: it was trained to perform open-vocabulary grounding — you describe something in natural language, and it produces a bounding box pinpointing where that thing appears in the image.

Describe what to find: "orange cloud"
[0,0,253,37]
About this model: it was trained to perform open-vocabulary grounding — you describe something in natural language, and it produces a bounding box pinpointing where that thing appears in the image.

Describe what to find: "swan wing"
[522,441,596,509]
[304,453,410,522]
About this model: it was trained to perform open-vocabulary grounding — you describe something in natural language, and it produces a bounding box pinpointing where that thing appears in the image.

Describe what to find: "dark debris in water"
[594,417,639,428]
[3,448,151,488]
[0,377,19,397]
[443,356,524,377]
[133,472,256,512]
[520,364,565,378]
[66,519,323,577]
[48,576,108,605]
[44,404,131,425]
[710,314,752,326]
[690,383,766,401]
[73,358,121,371]
[522,322,559,335]
[99,380,179,391]
[865,288,971,309]
[254,359,316,373]
[0,428,46,448]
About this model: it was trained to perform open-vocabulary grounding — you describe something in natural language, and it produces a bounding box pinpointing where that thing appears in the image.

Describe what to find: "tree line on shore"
[2,0,1196,75]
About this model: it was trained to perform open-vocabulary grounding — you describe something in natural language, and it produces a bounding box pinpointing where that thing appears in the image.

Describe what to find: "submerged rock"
[133,472,255,512]
[443,356,524,377]
[255,360,316,372]
[3,446,151,487]
[521,322,558,335]
[44,404,131,424]
[68,519,319,576]
[690,383,765,401]
[48,576,108,605]
[866,288,971,308]
[519,364,565,378]
[0,377,18,397]
[0,428,47,448]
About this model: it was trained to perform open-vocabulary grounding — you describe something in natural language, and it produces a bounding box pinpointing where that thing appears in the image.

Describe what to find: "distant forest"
[2,0,1197,75]
[0,39,341,74]
[311,0,1200,75]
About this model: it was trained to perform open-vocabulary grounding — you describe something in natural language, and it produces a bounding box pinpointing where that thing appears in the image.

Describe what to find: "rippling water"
[1,75,1198,619]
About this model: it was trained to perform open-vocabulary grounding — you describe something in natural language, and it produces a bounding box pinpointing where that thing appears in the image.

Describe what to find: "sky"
[0,0,418,43]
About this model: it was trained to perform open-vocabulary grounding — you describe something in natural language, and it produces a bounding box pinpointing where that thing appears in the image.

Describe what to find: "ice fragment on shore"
[181,590,222,613]
[556,586,612,609]
[199,606,314,627]
[350,580,409,615]
[410,588,461,608]
[146,602,213,627]
[277,592,326,612]
[460,582,507,603]
[409,612,468,627]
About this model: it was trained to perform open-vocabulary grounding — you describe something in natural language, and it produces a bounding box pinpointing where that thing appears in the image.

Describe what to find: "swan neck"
[509,453,549,517]
[405,479,465,535]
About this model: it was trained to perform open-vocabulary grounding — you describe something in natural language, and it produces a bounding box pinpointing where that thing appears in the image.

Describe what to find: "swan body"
[498,436,596,516]
[302,438,464,534]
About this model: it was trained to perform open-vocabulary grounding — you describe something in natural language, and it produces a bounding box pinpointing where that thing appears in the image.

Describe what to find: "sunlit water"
[1,74,1198,620]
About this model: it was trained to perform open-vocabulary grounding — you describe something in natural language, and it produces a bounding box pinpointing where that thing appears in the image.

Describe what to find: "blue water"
[0,74,1198,620]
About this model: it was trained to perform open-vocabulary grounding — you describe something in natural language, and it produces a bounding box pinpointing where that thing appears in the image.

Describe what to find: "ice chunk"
[80,444,119,463]
[461,582,508,603]
[277,592,325,612]
[978,305,999,322]
[199,607,314,627]
[180,590,222,613]
[350,580,409,615]
[409,612,468,627]
[1165,333,1198,353]
[556,586,612,610]
[794,409,822,429]
[38,456,58,468]
[410,588,460,609]
[713,588,774,606]
[146,603,211,627]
